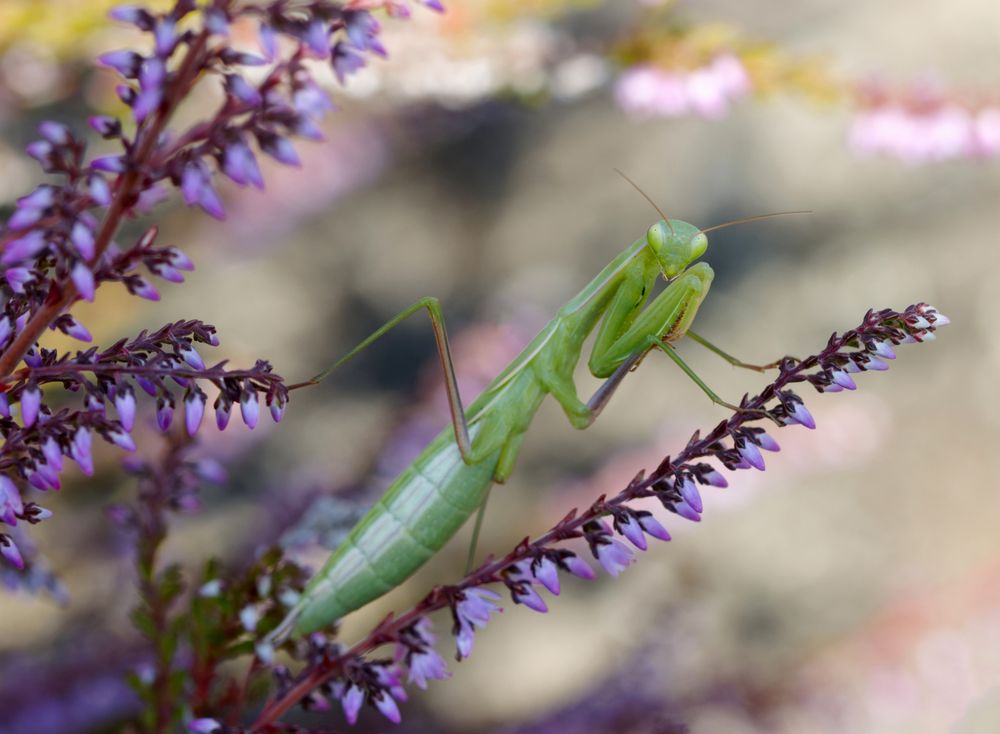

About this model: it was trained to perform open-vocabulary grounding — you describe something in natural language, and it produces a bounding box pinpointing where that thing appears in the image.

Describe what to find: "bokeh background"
[1,1,998,733]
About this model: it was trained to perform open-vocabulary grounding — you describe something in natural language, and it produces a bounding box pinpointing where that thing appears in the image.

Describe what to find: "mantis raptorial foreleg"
[686,330,791,372]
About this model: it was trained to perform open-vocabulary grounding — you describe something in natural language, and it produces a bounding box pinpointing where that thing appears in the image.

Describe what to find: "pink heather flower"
[532,557,561,594]
[595,538,634,576]
[407,649,450,689]
[974,108,1000,156]
[240,390,259,429]
[1,535,25,569]
[615,54,751,121]
[341,684,365,725]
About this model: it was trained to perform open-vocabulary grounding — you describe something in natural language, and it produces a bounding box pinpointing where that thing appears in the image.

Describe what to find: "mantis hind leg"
[295,296,480,463]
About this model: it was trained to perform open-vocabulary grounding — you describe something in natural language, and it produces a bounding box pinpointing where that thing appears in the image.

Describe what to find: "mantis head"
[646,219,708,278]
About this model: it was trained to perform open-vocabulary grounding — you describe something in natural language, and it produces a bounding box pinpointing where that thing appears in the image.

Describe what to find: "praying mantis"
[270,177,802,641]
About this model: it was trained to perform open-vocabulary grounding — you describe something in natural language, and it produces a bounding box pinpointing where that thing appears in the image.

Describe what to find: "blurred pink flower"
[615,54,751,120]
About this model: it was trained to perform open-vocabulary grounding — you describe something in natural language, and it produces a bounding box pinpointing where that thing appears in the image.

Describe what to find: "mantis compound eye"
[689,232,708,260]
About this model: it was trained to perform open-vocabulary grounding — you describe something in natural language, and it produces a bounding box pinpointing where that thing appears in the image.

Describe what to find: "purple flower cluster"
[247,304,947,731]
[614,54,751,120]
[849,86,1000,163]
[0,0,443,576]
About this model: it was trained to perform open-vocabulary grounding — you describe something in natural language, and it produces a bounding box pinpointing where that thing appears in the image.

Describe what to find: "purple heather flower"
[42,439,63,471]
[154,18,177,56]
[595,538,634,576]
[341,684,365,725]
[563,553,596,580]
[70,221,96,260]
[269,398,284,423]
[872,340,897,359]
[185,393,205,436]
[30,506,53,521]
[136,376,157,396]
[131,277,161,301]
[830,369,857,390]
[70,428,93,475]
[39,121,69,145]
[181,164,225,219]
[225,74,262,108]
[373,690,401,723]
[25,140,53,163]
[532,556,560,594]
[187,719,221,734]
[637,513,671,542]
[678,476,703,512]
[70,262,95,302]
[331,42,366,85]
[304,19,331,58]
[151,263,184,283]
[258,133,301,166]
[165,247,194,271]
[293,82,335,120]
[259,23,278,61]
[0,393,9,418]
[223,141,264,189]
[216,399,232,430]
[108,430,137,452]
[786,401,816,429]
[5,267,32,293]
[239,604,259,631]
[20,387,41,428]
[738,439,766,471]
[204,8,229,36]
[457,587,503,629]
[199,579,222,597]
[865,355,890,371]
[456,621,475,658]
[408,649,450,689]
[240,390,259,429]
[512,584,548,613]
[672,498,701,523]
[62,316,92,342]
[193,458,227,484]
[345,11,386,57]
[0,477,23,526]
[98,49,142,77]
[1,535,24,570]
[92,155,127,173]
[156,399,174,432]
[88,175,112,206]
[0,317,11,348]
[179,345,204,369]
[115,385,135,431]
[89,115,120,137]
[755,432,781,452]
[3,231,47,265]
[616,514,648,550]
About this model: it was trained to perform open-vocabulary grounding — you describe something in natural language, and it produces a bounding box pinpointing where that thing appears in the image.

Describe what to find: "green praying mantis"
[270,176,803,641]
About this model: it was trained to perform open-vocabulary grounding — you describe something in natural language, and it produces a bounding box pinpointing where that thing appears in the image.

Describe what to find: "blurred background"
[1,0,998,732]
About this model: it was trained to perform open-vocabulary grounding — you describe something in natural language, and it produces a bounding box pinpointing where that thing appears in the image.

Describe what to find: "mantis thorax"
[646,219,708,278]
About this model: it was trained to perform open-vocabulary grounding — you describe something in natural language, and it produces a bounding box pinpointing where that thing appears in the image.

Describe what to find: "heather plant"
[0,2,952,734]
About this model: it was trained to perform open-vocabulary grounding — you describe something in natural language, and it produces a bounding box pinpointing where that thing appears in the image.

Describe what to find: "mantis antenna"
[614,168,675,235]
[699,210,812,235]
